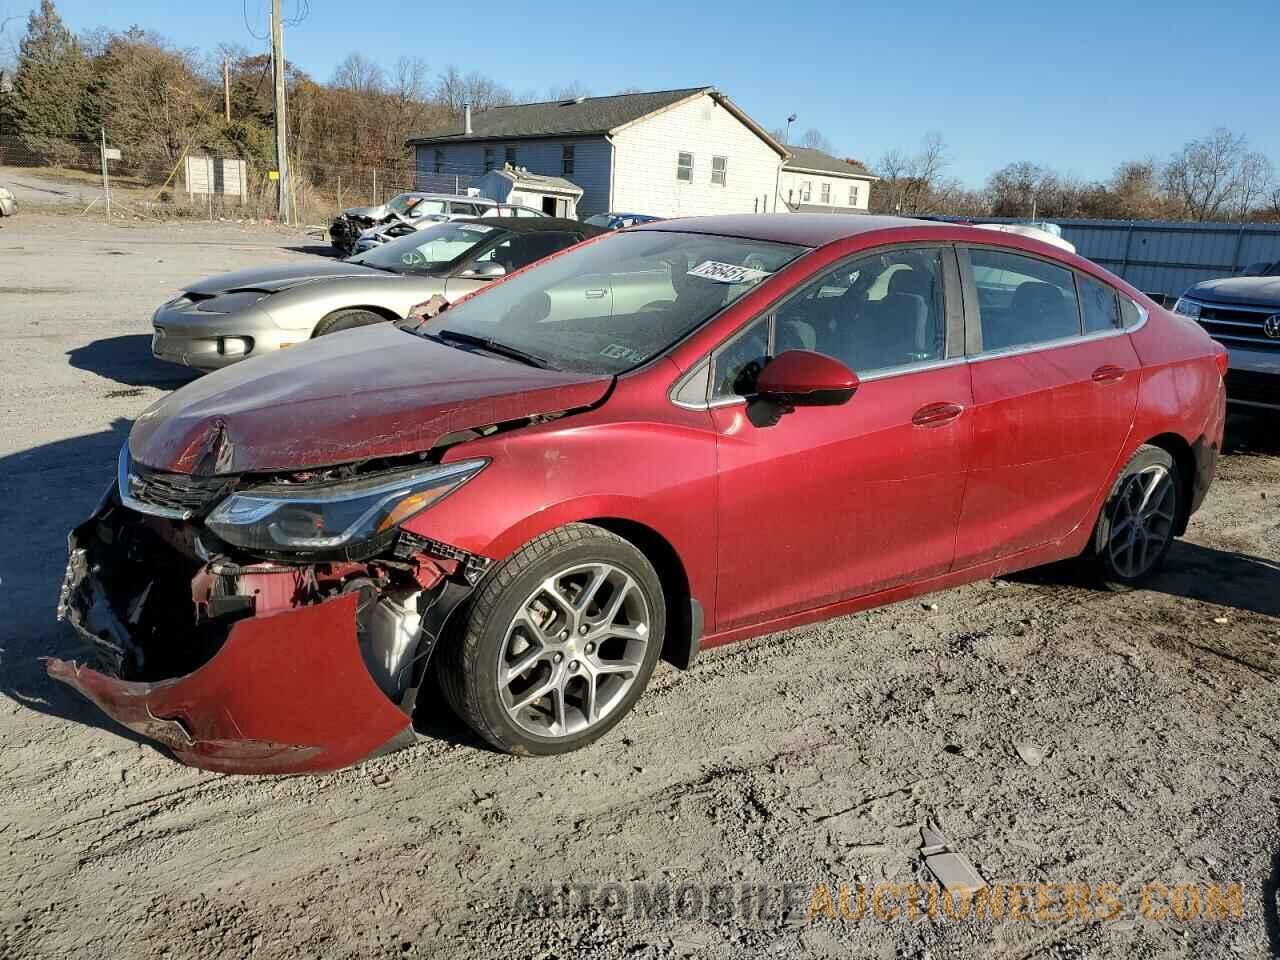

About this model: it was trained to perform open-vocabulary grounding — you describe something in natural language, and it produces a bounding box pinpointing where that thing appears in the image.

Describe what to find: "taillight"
[1214,346,1229,378]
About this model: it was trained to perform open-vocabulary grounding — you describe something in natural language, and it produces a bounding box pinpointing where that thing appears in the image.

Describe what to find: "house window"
[505,145,517,166]
[677,151,693,182]
[849,184,859,206]
[484,147,495,172]
[711,155,727,186]
[434,149,444,174]
[820,183,830,204]
[801,181,811,201]
[562,144,575,177]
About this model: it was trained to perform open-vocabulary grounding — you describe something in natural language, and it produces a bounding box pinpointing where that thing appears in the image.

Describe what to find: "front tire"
[1083,444,1181,589]
[313,308,386,337]
[437,524,665,755]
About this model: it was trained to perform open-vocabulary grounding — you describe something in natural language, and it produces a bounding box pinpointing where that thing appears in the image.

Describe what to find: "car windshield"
[387,194,426,216]
[583,214,611,227]
[410,230,808,374]
[351,221,501,274]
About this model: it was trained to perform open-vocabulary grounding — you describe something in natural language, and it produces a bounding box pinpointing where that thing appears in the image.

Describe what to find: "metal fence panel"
[958,216,1280,299]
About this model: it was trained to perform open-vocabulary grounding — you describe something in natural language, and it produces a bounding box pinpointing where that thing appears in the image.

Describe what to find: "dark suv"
[1175,260,1280,411]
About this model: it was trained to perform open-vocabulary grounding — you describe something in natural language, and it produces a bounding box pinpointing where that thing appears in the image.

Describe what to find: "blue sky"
[11,0,1280,185]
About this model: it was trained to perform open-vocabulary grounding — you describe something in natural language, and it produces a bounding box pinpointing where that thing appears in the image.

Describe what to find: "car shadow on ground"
[1008,543,1280,620]
[67,335,200,390]
[1224,410,1280,456]
[0,418,159,751]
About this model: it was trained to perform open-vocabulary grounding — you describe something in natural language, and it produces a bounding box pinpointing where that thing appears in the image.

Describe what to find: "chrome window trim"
[966,319,1142,366]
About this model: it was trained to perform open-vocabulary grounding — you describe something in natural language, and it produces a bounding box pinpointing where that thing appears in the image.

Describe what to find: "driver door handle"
[912,402,965,427]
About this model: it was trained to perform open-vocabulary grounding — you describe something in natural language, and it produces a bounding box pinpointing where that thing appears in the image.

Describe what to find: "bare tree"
[1163,128,1251,221]
[331,52,383,96]
[546,81,590,102]
[1233,151,1273,220]
[798,127,834,153]
[869,133,951,214]
[434,65,512,114]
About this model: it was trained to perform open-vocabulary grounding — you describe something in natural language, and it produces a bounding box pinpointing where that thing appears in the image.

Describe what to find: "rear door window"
[1078,274,1122,334]
[969,248,1081,352]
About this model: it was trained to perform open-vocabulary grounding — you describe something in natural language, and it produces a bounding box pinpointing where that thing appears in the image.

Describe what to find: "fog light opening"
[218,336,251,356]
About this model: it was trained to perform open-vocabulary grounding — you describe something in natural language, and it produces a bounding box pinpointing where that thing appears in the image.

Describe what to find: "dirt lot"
[0,214,1276,960]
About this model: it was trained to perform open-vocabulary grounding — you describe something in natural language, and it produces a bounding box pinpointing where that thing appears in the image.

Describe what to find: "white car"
[0,186,16,217]
[354,202,546,253]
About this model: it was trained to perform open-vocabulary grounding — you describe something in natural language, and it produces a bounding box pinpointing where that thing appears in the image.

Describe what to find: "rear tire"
[1082,444,1180,590]
[313,308,386,337]
[436,524,665,755]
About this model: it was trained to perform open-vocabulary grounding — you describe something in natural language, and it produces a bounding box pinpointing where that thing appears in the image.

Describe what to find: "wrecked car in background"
[151,218,602,371]
[329,192,497,255]
[52,214,1226,775]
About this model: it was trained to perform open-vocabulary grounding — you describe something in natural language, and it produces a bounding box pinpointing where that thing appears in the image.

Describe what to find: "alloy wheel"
[498,562,651,738]
[1107,465,1176,579]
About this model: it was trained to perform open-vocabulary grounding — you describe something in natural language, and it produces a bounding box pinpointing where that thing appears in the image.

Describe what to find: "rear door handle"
[584,288,607,299]
[1091,364,1126,384]
[912,401,965,427]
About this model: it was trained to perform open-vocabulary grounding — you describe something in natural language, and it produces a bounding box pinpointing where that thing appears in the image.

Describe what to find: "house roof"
[407,87,787,157]
[783,146,877,180]
[483,165,582,197]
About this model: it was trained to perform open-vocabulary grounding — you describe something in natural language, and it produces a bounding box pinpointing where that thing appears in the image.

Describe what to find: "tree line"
[2,0,1277,223]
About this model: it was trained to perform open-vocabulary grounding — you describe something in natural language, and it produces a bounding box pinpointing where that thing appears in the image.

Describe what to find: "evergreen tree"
[12,0,91,164]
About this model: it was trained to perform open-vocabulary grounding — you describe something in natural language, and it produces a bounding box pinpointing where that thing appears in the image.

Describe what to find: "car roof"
[631,213,940,247]
[464,216,606,236]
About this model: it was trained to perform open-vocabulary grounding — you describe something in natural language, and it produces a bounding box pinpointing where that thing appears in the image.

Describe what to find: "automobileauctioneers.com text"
[514,880,1246,923]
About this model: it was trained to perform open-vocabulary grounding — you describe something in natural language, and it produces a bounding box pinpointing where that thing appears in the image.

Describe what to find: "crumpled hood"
[1190,276,1280,306]
[185,261,388,296]
[342,203,388,220]
[129,323,612,475]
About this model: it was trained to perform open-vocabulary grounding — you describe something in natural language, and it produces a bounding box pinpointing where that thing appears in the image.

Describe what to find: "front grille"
[1224,369,1280,408]
[1196,302,1280,351]
[122,455,234,518]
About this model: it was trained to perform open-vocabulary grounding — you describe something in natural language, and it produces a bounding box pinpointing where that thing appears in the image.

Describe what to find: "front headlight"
[1173,297,1201,319]
[205,459,486,553]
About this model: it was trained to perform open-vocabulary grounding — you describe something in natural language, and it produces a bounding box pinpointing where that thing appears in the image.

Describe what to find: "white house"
[474,165,582,218]
[778,146,878,213]
[407,87,789,219]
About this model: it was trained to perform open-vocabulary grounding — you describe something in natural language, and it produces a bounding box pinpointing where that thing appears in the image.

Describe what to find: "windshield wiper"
[434,328,552,369]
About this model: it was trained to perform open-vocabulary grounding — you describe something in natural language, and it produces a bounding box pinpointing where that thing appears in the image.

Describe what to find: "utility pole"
[99,128,111,221]
[223,57,231,123]
[270,0,289,223]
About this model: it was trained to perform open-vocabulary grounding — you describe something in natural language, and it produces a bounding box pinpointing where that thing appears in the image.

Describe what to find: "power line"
[241,0,267,40]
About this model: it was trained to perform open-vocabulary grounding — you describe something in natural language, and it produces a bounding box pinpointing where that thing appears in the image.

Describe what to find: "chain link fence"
[0,134,484,226]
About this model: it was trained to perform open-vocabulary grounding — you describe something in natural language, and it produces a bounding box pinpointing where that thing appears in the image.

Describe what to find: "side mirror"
[755,350,858,407]
[458,262,507,280]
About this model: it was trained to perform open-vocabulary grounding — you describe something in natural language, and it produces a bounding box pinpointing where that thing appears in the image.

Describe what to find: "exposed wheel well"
[584,518,699,669]
[1144,433,1195,536]
[312,305,399,337]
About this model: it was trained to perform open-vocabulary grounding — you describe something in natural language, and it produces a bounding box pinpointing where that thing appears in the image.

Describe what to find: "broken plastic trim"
[49,494,488,774]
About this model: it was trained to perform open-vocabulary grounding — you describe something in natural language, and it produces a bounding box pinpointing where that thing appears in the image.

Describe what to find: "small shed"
[475,165,582,218]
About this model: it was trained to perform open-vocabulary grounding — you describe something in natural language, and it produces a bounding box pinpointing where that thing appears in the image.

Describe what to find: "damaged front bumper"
[50,498,480,775]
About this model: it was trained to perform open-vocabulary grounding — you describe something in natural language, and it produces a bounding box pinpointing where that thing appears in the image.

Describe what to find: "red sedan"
[51,215,1227,773]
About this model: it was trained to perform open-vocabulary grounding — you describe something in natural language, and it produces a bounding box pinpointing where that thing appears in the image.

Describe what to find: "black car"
[1175,260,1280,412]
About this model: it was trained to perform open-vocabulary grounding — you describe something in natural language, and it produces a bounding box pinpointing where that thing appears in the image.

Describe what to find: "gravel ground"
[0,215,1277,960]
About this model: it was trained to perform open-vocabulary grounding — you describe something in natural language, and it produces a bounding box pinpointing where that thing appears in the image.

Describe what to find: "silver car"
[151,219,603,371]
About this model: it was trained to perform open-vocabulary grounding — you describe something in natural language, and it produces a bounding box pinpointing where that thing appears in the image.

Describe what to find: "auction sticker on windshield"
[688,261,769,284]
